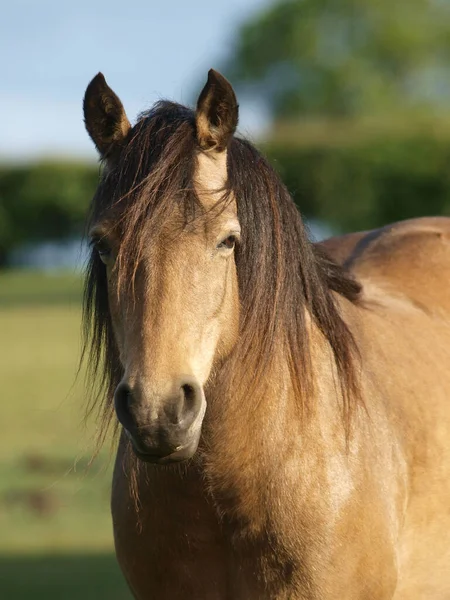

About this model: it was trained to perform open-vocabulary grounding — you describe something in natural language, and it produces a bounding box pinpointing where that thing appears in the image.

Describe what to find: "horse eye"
[92,238,111,260]
[217,235,236,251]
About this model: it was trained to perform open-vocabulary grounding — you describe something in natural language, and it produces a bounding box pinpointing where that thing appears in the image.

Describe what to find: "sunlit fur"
[83,92,450,598]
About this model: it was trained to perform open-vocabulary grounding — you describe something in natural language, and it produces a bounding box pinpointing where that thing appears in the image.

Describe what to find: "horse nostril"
[181,380,203,416]
[116,382,132,406]
[114,382,134,428]
[182,383,195,409]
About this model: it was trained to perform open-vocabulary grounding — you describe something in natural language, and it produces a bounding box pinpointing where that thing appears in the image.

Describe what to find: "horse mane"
[82,101,362,446]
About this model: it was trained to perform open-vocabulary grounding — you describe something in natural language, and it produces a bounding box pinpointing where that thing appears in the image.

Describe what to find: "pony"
[82,69,450,599]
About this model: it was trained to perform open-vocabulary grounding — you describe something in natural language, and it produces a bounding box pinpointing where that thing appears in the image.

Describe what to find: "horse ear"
[83,73,131,158]
[196,69,238,152]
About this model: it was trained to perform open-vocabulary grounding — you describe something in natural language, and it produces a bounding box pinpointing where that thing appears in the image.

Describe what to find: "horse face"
[85,70,240,463]
[94,201,240,463]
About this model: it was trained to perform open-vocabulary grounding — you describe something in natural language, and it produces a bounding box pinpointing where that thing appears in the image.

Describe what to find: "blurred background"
[2,0,450,597]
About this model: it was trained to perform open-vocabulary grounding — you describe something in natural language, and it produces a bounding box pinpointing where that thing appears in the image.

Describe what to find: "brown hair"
[83,100,361,444]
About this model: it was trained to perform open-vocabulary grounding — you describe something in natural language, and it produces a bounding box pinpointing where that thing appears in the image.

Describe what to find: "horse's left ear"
[196,69,239,152]
[83,73,131,158]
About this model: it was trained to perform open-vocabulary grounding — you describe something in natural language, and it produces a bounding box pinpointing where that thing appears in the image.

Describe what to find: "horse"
[82,69,450,599]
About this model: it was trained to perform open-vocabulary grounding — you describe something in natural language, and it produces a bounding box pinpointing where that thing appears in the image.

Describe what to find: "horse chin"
[131,438,200,465]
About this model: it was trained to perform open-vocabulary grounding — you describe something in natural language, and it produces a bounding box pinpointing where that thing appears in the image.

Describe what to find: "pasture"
[0,271,131,599]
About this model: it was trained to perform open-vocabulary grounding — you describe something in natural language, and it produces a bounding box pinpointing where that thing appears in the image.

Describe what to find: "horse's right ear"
[196,69,238,152]
[83,73,131,158]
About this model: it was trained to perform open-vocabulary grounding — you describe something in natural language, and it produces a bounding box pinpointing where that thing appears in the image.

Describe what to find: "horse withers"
[82,69,450,599]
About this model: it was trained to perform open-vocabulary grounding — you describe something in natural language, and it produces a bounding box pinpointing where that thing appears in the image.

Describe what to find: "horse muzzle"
[114,378,206,464]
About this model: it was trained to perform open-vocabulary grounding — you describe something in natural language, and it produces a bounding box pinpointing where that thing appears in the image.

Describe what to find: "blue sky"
[1,0,270,161]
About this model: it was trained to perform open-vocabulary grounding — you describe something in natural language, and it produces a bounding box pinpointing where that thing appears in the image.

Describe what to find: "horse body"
[332,218,450,598]
[82,69,450,599]
[111,218,450,599]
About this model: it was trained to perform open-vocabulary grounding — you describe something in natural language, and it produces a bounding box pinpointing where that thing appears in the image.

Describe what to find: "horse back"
[320,216,450,314]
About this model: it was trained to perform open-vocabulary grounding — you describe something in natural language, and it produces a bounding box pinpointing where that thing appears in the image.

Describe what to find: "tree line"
[0,162,98,265]
[2,0,450,265]
[2,121,450,265]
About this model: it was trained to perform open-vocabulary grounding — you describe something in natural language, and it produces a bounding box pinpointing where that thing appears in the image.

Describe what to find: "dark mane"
[83,101,362,443]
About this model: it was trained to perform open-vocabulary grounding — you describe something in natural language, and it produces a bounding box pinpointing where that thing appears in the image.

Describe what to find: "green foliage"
[0,162,98,263]
[228,0,450,117]
[264,121,450,232]
[228,0,450,230]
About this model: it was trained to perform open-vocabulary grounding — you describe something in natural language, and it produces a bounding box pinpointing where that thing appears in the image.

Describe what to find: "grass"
[0,554,129,600]
[0,270,132,598]
[0,270,83,307]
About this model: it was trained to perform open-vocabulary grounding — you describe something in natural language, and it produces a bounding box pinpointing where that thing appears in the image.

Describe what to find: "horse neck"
[201,308,348,535]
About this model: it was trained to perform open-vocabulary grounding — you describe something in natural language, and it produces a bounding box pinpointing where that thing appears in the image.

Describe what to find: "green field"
[0,271,132,599]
